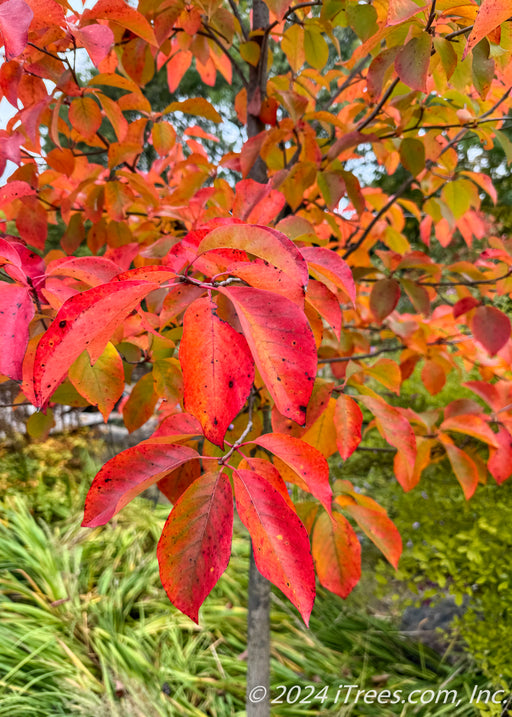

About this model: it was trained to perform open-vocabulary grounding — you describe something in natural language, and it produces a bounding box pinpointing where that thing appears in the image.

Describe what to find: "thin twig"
[228,0,249,39]
[321,56,370,111]
[343,85,512,259]
[319,344,402,364]
[200,26,248,87]
[445,25,473,41]
[356,78,399,132]
[219,392,255,465]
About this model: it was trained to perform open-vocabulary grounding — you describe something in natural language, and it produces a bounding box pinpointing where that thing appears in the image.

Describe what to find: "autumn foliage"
[1,0,512,625]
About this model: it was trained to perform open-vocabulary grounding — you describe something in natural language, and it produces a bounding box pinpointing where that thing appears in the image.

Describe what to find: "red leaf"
[238,456,296,511]
[0,60,22,107]
[306,280,342,339]
[488,426,512,484]
[160,284,205,325]
[233,468,315,624]
[439,435,479,499]
[334,394,363,460]
[301,247,356,306]
[180,296,254,448]
[82,439,199,527]
[464,0,512,58]
[34,280,159,407]
[453,296,480,318]
[395,33,432,92]
[232,179,286,224]
[199,224,309,294]
[219,286,317,425]
[46,256,120,286]
[370,278,400,321]
[157,470,233,623]
[0,283,34,380]
[312,512,361,599]
[471,305,511,355]
[0,180,35,206]
[157,460,202,503]
[226,259,306,306]
[71,24,114,67]
[16,197,47,250]
[252,433,332,513]
[153,412,203,438]
[359,395,417,468]
[464,380,500,411]
[0,0,33,59]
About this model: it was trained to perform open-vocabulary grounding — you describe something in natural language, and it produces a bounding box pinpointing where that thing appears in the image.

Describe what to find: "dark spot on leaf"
[228,380,234,388]
[59,320,66,328]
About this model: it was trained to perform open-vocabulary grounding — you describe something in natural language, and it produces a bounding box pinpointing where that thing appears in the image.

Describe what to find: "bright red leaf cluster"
[1,0,512,623]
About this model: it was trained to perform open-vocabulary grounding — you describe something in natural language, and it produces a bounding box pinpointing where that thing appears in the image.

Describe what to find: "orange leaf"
[421,359,446,395]
[439,434,479,499]
[441,414,499,447]
[312,512,361,599]
[166,51,192,93]
[359,395,417,468]
[157,470,233,623]
[163,97,222,123]
[69,96,102,139]
[464,0,512,58]
[337,500,402,568]
[84,0,158,46]
[180,296,254,448]
[233,468,315,624]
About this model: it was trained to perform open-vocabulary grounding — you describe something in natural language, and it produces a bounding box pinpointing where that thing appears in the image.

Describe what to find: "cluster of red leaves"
[1,0,512,622]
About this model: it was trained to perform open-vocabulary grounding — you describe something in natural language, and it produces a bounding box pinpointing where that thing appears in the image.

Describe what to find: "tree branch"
[228,0,250,39]
[200,25,248,87]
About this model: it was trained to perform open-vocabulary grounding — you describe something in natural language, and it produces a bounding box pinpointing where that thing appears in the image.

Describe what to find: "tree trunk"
[245,3,271,714]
